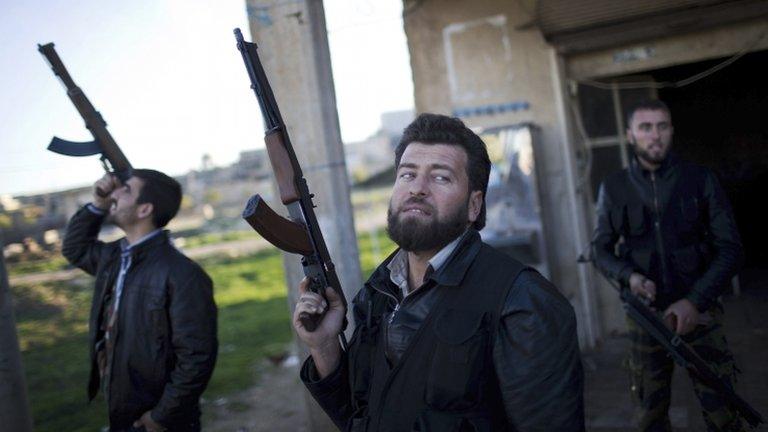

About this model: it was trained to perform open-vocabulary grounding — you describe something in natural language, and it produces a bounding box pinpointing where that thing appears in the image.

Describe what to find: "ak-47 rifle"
[38,42,132,195]
[234,28,348,347]
[578,254,764,428]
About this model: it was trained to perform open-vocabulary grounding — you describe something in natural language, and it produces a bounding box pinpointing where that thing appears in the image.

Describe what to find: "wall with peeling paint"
[403,0,604,348]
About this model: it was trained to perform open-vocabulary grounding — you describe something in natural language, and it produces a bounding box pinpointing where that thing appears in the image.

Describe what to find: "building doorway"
[579,49,768,292]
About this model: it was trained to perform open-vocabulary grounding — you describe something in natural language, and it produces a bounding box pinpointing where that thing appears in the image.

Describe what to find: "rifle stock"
[38,42,132,181]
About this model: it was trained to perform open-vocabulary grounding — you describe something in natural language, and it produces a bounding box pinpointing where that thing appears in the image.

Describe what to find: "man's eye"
[399,172,415,180]
[434,175,450,183]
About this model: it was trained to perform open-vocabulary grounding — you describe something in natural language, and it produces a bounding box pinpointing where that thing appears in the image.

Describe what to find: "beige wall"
[404,0,602,346]
[403,1,768,347]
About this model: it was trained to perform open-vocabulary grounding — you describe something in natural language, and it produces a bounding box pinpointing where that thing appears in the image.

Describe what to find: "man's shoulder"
[476,241,529,276]
[600,168,631,193]
[473,245,575,317]
[513,269,571,305]
[154,241,211,281]
[676,159,714,178]
[470,242,529,291]
[503,269,577,323]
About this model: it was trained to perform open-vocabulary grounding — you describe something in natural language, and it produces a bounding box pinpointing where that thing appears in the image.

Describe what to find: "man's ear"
[468,190,483,223]
[137,202,154,221]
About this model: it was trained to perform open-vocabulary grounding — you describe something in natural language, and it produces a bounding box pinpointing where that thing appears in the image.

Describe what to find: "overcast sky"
[0,0,413,196]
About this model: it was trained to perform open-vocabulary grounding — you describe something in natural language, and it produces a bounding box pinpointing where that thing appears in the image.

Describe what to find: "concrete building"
[344,109,414,183]
[402,0,768,347]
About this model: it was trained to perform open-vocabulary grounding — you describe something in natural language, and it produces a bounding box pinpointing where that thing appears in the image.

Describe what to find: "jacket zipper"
[650,172,670,289]
[369,280,448,431]
[371,282,408,323]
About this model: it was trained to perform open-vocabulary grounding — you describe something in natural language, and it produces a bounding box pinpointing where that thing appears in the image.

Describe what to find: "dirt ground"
[202,289,768,432]
[203,355,309,432]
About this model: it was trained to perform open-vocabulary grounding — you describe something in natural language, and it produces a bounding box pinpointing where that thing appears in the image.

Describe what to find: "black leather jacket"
[592,155,743,311]
[301,230,584,431]
[62,206,218,429]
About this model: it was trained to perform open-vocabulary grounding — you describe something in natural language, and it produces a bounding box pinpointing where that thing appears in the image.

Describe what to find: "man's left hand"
[133,411,166,432]
[663,299,699,335]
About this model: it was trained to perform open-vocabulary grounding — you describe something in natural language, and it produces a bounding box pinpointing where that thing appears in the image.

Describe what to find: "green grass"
[178,230,261,249]
[6,255,70,277]
[12,228,397,431]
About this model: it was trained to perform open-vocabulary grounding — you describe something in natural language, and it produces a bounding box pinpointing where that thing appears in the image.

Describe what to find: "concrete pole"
[0,242,34,432]
[245,1,362,430]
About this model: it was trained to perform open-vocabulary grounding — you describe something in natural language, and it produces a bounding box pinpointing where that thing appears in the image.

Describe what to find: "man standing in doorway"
[63,169,218,431]
[592,100,744,431]
[293,113,584,431]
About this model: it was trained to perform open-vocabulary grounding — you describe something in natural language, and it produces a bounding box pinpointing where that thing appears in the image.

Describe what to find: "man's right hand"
[293,277,344,378]
[92,174,119,210]
[629,272,656,302]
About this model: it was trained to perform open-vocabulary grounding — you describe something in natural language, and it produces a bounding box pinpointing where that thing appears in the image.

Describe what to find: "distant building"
[344,110,413,183]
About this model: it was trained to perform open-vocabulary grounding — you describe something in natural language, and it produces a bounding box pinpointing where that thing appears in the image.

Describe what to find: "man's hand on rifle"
[629,272,657,303]
[92,174,120,210]
[293,277,344,379]
[133,410,166,432]
[664,298,699,335]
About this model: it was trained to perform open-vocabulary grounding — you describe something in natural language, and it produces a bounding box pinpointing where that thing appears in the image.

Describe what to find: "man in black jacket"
[592,100,744,431]
[62,169,217,432]
[294,114,584,431]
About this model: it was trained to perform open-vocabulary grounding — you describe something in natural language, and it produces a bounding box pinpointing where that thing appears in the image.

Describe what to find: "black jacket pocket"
[426,309,490,411]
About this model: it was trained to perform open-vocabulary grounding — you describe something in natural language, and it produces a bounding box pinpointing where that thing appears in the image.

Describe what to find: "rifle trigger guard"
[670,335,682,347]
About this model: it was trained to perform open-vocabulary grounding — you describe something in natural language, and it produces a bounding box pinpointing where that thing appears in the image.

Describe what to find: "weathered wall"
[566,17,768,79]
[403,0,602,346]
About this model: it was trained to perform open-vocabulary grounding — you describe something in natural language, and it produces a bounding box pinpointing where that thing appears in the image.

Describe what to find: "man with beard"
[592,100,744,431]
[62,169,217,432]
[294,113,584,431]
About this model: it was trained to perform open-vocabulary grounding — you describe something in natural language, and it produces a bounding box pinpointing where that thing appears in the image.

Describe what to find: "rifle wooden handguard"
[265,129,300,205]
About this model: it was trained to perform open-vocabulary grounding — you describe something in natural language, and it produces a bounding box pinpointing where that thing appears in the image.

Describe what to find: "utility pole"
[245,1,362,430]
[0,241,34,432]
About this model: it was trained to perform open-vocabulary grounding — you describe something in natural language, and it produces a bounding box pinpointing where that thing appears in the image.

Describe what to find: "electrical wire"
[577,27,768,90]
[568,97,594,198]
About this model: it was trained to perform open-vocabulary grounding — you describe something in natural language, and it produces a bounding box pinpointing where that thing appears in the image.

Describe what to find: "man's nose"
[110,185,124,199]
[408,175,429,197]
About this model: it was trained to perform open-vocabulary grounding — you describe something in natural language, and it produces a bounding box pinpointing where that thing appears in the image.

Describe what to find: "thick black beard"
[386,198,468,252]
[634,145,667,166]
[629,135,669,166]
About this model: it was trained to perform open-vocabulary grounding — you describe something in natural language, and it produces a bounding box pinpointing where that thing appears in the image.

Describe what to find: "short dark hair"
[395,113,491,230]
[626,99,671,127]
[131,169,182,228]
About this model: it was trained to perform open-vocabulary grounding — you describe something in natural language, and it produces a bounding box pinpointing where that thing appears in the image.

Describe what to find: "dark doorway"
[648,49,768,290]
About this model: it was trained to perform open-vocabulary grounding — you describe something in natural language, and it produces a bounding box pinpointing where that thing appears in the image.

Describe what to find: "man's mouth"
[401,205,432,216]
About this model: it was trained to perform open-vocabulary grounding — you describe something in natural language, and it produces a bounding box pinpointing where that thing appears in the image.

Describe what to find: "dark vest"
[604,159,713,305]
[347,246,526,432]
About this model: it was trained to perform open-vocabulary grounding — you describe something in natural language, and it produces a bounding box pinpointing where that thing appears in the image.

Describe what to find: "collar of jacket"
[630,151,679,181]
[119,230,170,263]
[366,229,483,291]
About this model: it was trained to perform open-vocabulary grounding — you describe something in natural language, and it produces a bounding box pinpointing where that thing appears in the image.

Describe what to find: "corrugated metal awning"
[536,0,768,53]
